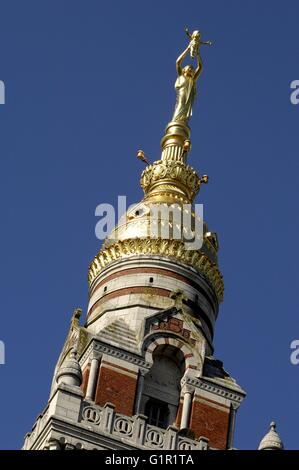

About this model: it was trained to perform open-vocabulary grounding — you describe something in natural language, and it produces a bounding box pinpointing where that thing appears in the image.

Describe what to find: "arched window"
[140,344,185,429]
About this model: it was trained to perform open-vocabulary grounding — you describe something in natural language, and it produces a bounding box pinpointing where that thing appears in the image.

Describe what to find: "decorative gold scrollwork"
[88,238,224,302]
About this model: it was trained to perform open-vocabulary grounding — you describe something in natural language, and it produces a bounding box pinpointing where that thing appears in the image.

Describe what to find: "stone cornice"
[79,339,151,369]
[186,376,245,406]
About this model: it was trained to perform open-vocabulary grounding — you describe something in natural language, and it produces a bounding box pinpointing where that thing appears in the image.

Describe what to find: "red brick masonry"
[95,364,138,416]
[190,397,230,449]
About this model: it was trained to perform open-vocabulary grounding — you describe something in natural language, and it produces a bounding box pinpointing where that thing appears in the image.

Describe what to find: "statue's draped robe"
[172,75,197,122]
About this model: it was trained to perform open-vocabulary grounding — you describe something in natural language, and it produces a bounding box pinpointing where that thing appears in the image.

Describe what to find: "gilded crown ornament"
[140,160,201,204]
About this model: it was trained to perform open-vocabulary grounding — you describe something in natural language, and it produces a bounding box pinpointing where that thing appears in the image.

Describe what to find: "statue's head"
[191,30,201,40]
[183,65,195,78]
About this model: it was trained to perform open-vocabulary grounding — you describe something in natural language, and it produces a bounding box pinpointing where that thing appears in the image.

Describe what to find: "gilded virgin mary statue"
[172,30,211,123]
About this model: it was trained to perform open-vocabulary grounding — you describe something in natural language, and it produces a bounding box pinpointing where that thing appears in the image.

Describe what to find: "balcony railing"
[80,402,209,450]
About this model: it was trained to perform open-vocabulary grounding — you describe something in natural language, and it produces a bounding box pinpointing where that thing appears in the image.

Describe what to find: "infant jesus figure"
[185,28,212,58]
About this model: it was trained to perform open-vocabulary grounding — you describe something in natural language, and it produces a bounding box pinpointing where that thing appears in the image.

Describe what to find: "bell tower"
[23,30,246,451]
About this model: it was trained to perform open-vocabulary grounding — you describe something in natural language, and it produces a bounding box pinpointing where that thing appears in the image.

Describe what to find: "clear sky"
[0,0,298,449]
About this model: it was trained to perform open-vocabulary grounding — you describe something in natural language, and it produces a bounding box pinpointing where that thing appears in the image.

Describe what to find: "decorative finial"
[71,307,82,326]
[200,175,209,184]
[137,149,150,165]
[56,347,82,387]
[258,420,284,450]
[180,139,191,160]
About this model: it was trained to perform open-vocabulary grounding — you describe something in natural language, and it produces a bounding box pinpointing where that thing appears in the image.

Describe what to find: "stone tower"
[23,33,247,451]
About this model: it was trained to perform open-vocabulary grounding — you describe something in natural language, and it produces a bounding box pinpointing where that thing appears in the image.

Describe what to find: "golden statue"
[172,29,211,123]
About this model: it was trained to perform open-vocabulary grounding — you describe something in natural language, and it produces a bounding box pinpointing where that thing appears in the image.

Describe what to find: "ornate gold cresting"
[89,238,224,303]
[88,30,223,301]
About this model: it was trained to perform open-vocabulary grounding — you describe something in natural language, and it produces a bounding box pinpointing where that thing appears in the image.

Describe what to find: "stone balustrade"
[80,402,209,450]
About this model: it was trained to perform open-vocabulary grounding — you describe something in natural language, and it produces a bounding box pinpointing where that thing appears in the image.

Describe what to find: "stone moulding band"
[186,377,245,405]
[79,340,151,369]
[88,238,224,303]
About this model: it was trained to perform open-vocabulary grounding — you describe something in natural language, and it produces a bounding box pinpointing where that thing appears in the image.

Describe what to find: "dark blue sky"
[0,0,298,449]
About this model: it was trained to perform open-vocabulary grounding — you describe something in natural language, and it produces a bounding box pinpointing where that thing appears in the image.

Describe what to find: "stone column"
[180,384,194,430]
[227,402,239,449]
[134,368,148,414]
[85,352,101,401]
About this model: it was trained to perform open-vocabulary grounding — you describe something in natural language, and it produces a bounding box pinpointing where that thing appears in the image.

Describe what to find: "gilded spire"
[140,29,211,205]
[89,30,222,301]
